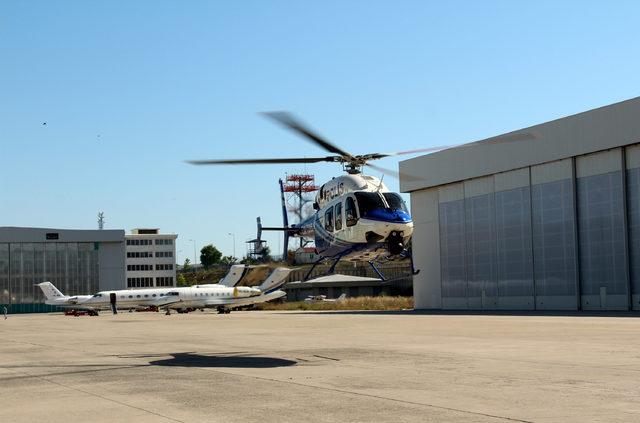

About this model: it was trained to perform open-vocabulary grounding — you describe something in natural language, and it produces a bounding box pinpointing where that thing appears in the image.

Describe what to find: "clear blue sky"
[1,1,639,263]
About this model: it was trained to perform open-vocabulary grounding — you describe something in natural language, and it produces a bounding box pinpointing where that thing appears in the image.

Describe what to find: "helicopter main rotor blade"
[364,145,456,161]
[465,131,541,147]
[262,112,354,159]
[365,162,423,182]
[186,157,338,165]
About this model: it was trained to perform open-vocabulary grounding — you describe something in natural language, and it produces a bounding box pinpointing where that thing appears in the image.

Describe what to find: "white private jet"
[36,266,291,315]
[303,293,347,303]
[82,267,292,314]
[36,282,98,315]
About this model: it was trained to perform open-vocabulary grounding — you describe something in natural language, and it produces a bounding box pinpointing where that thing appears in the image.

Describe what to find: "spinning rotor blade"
[364,145,456,161]
[365,162,423,182]
[466,131,541,147]
[389,145,456,156]
[186,157,337,165]
[262,112,354,159]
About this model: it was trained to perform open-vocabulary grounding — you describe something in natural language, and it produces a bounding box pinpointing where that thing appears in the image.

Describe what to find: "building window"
[155,239,174,246]
[127,264,153,271]
[127,277,153,287]
[155,264,174,271]
[126,251,153,258]
[156,277,174,287]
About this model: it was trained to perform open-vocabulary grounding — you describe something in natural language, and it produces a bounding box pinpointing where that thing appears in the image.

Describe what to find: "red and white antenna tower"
[283,173,319,248]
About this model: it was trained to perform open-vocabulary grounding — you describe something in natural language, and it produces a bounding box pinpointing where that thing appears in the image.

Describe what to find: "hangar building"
[401,97,640,311]
[0,227,125,312]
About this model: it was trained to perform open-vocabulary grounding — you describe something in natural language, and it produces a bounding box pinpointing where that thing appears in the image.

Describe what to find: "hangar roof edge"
[400,96,640,192]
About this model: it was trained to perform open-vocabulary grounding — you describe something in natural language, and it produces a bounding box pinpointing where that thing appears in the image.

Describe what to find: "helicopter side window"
[345,196,358,227]
[334,203,342,231]
[325,207,334,232]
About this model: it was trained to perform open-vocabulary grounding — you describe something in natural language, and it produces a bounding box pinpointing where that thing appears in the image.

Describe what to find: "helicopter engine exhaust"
[387,231,404,256]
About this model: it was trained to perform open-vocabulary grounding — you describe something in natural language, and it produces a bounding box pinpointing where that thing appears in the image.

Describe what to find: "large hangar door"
[438,184,468,309]
[626,145,640,310]
[495,169,535,310]
[576,149,628,310]
[531,160,579,310]
[464,177,497,309]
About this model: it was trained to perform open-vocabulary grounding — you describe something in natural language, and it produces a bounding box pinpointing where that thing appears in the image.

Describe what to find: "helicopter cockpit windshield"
[382,193,409,213]
[354,192,386,218]
[354,192,409,220]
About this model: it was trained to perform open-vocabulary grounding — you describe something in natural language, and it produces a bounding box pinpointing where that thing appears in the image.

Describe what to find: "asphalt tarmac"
[1,310,638,422]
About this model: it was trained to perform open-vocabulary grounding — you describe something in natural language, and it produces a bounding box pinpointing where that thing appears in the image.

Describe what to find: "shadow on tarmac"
[148,352,297,368]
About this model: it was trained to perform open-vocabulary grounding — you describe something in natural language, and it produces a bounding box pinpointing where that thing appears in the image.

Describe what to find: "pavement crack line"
[0,365,147,382]
[199,367,537,423]
[1,366,186,423]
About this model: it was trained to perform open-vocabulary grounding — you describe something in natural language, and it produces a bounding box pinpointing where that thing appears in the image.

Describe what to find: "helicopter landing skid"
[303,246,360,281]
[367,260,387,281]
[303,257,325,281]
[409,250,420,276]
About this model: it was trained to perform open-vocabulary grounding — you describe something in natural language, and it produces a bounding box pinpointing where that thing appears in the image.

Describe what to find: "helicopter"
[187,112,449,280]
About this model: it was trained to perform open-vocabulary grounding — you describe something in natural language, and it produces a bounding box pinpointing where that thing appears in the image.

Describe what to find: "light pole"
[228,232,236,259]
[188,239,196,270]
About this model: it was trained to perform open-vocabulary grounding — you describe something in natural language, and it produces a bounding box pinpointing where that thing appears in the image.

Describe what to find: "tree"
[257,245,272,263]
[200,244,222,269]
[220,255,237,265]
[176,273,188,287]
[183,258,191,272]
[240,256,257,265]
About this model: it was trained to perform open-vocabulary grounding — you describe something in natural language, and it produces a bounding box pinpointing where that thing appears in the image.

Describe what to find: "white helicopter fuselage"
[295,174,413,261]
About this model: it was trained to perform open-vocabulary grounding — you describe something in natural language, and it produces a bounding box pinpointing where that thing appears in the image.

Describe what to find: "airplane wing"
[227,290,287,307]
[200,290,287,308]
[149,296,183,307]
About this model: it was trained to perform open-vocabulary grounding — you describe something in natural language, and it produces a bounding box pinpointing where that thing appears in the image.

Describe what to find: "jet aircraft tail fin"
[219,265,249,287]
[258,267,292,293]
[36,282,65,300]
[336,293,347,301]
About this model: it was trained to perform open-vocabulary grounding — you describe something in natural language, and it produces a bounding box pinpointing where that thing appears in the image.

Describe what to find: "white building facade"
[125,229,177,288]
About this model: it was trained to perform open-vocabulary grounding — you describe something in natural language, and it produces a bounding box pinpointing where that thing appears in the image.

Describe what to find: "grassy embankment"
[256,296,413,311]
